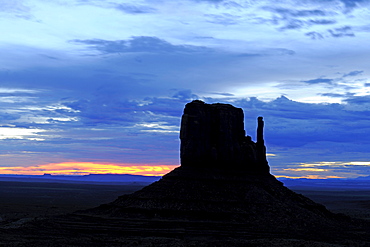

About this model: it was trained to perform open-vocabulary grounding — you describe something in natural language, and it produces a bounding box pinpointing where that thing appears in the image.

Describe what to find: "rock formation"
[180,100,269,173]
[86,101,349,228]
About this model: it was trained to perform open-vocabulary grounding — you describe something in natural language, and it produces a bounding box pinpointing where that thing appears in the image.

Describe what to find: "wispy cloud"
[70,36,213,55]
[302,78,334,84]
[328,26,355,37]
[115,3,157,14]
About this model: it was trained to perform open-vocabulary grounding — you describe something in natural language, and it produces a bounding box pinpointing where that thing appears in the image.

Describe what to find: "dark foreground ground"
[0,181,369,246]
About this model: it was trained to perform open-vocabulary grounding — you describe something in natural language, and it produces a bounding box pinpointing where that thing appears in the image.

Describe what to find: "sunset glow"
[275,175,345,179]
[0,162,180,176]
[271,160,370,179]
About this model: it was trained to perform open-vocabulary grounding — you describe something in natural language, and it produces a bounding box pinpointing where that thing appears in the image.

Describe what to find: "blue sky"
[0,0,370,178]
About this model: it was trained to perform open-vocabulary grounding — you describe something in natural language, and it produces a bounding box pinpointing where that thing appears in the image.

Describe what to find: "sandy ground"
[0,181,369,222]
[0,181,369,246]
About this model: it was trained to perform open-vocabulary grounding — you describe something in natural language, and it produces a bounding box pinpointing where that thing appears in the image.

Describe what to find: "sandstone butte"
[85,100,369,240]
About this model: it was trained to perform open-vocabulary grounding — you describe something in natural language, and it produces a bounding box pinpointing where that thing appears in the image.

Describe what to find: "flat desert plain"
[0,180,369,246]
[0,180,369,222]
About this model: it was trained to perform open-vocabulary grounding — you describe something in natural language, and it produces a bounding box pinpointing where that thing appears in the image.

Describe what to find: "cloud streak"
[71,36,212,54]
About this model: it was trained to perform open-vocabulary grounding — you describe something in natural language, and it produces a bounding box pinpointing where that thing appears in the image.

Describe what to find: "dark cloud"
[264,7,337,31]
[305,31,324,39]
[309,19,336,25]
[343,95,370,105]
[339,0,368,11]
[270,8,328,18]
[280,19,305,30]
[311,0,368,13]
[343,70,363,77]
[172,90,199,101]
[320,92,355,98]
[237,53,262,57]
[302,78,334,84]
[328,26,355,37]
[71,36,212,54]
[115,4,156,14]
[307,26,357,40]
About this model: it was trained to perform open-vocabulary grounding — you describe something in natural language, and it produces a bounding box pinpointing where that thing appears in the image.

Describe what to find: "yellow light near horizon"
[299,161,370,167]
[0,162,180,176]
[348,162,370,166]
[275,175,345,179]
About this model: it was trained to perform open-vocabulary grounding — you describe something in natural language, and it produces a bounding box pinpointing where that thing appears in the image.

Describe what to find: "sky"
[0,0,370,179]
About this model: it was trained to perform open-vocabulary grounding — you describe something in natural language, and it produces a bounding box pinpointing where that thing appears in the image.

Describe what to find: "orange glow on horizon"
[0,162,180,176]
[275,175,345,179]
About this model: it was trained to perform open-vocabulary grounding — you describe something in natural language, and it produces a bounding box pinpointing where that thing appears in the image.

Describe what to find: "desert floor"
[0,181,369,246]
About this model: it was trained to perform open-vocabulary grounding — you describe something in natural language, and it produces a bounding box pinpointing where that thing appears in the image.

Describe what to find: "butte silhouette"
[86,100,366,240]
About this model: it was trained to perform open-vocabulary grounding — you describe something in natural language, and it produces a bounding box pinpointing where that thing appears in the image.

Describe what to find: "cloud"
[302,78,334,84]
[339,0,369,12]
[263,6,337,30]
[343,70,363,77]
[343,95,370,106]
[70,36,213,54]
[279,161,370,179]
[320,92,355,98]
[172,90,199,100]
[270,8,328,18]
[309,19,336,25]
[328,26,355,37]
[306,26,358,40]
[234,95,370,145]
[205,13,241,25]
[0,0,34,20]
[114,4,156,14]
[305,31,324,39]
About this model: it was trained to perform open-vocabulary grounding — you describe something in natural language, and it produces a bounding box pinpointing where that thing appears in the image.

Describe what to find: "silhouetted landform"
[1,100,369,246]
[0,174,160,185]
[180,100,269,173]
[81,101,368,241]
[1,173,369,188]
[280,177,370,190]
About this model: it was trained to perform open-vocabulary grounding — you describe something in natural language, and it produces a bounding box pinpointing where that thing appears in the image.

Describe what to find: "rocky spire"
[180,100,269,174]
[255,116,269,174]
